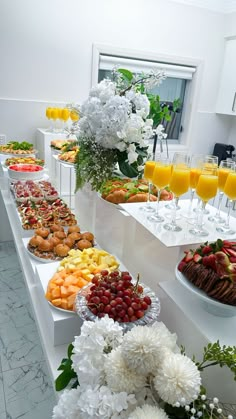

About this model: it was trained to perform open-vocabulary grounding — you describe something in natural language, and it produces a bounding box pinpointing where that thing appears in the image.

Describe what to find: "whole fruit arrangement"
[85,270,152,323]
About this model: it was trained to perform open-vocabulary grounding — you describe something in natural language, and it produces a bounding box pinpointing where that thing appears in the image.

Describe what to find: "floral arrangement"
[74,69,171,191]
[53,316,236,419]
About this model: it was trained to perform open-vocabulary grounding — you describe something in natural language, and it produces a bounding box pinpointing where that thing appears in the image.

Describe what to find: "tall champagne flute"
[139,160,156,212]
[216,167,236,235]
[147,158,172,222]
[182,154,204,218]
[208,160,235,223]
[189,162,218,236]
[165,152,190,210]
[163,155,190,232]
[61,108,70,133]
[51,108,59,132]
[46,107,53,132]
[193,155,219,215]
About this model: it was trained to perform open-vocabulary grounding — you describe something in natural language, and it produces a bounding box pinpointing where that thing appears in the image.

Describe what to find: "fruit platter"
[75,269,160,330]
[100,177,172,205]
[12,180,58,202]
[16,197,77,229]
[177,239,236,316]
[27,224,95,262]
[8,164,44,180]
[45,248,119,312]
[0,141,36,155]
[4,156,44,167]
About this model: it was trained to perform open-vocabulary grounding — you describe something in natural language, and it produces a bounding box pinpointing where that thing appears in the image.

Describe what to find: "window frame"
[91,44,203,151]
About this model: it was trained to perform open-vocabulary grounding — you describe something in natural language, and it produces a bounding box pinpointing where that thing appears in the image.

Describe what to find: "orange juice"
[224,172,236,200]
[152,164,172,188]
[144,161,155,182]
[218,168,231,191]
[190,168,201,189]
[51,108,59,120]
[169,169,190,197]
[70,110,79,122]
[196,175,218,202]
[61,108,70,122]
[46,107,52,119]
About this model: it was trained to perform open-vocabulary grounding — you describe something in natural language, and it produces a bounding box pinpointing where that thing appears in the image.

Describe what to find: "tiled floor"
[0,241,56,419]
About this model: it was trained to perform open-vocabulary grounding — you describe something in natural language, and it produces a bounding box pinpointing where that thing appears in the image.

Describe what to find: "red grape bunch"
[86,270,152,323]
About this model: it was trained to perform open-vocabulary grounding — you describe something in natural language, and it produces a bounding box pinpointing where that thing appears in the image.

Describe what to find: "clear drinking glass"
[189,159,218,236]
[216,166,236,235]
[163,154,190,232]
[139,160,156,213]
[182,154,204,218]
[165,152,190,211]
[147,158,172,223]
[208,160,235,223]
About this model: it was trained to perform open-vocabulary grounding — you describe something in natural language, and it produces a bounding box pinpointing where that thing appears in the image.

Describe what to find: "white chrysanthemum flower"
[128,404,170,419]
[104,348,147,393]
[154,353,201,406]
[52,388,81,419]
[121,323,177,375]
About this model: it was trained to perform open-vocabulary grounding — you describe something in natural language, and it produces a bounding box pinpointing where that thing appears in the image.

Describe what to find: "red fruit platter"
[8,164,45,180]
[75,269,161,331]
[176,239,236,317]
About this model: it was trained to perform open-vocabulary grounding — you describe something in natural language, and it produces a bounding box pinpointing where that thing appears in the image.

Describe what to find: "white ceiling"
[169,0,236,13]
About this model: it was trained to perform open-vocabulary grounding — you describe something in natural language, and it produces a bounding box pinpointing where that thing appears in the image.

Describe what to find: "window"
[92,46,196,142]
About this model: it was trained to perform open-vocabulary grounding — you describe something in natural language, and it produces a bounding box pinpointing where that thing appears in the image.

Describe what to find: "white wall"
[0,0,232,153]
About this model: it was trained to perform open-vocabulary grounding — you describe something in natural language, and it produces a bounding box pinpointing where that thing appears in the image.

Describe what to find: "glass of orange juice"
[208,160,235,224]
[182,154,204,218]
[216,165,236,235]
[140,160,156,212]
[163,156,190,231]
[45,107,53,132]
[189,161,218,236]
[147,158,172,222]
[165,152,190,211]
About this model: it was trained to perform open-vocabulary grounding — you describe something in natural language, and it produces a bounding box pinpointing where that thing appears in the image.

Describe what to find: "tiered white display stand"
[1,158,236,402]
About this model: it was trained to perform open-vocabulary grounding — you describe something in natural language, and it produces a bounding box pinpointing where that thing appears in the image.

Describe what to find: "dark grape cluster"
[86,270,152,323]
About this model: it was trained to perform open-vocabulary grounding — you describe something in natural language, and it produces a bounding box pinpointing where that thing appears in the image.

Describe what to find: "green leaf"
[68,343,74,359]
[55,369,77,392]
[117,68,133,82]
[118,160,139,178]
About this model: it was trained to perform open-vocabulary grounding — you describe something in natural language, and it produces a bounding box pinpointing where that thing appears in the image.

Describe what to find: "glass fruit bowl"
[75,282,161,332]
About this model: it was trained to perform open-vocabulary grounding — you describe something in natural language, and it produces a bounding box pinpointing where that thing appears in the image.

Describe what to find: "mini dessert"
[29,235,44,248]
[63,237,75,248]
[81,232,94,243]
[67,232,82,242]
[54,244,70,257]
[49,236,61,247]
[35,227,50,238]
[54,231,67,240]
[76,239,93,250]
[68,225,81,234]
[50,224,64,233]
[38,239,53,252]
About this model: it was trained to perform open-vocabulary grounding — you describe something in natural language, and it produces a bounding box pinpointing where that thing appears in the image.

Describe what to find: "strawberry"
[206,254,217,271]
[193,254,202,263]
[184,251,193,262]
[229,257,236,263]
[223,240,236,248]
[223,247,236,258]
[178,260,186,272]
[202,245,212,255]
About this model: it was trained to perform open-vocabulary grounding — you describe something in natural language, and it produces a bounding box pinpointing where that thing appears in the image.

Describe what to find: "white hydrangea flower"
[121,323,177,375]
[52,388,81,419]
[128,404,170,419]
[76,385,136,419]
[90,79,116,103]
[125,91,150,119]
[72,317,123,386]
[127,143,138,164]
[153,353,201,406]
[151,322,179,353]
[104,347,147,393]
[156,124,167,140]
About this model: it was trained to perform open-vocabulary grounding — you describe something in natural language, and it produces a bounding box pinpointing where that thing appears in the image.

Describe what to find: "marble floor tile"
[0,373,6,418]
[0,269,24,293]
[3,362,56,419]
[0,288,33,327]
[0,321,44,372]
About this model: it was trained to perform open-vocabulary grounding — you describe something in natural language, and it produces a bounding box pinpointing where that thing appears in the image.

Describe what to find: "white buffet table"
[1,164,236,402]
